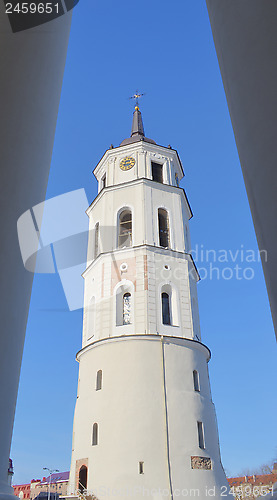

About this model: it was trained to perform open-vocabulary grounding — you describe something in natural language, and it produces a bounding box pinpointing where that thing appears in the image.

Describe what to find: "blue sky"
[11,0,277,484]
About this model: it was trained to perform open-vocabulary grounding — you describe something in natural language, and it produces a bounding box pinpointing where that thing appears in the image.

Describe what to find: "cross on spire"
[129,90,145,109]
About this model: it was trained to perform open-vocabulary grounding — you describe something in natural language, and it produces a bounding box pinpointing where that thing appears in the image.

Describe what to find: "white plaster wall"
[86,181,192,257]
[162,338,226,493]
[82,247,199,345]
[69,336,229,500]
[93,143,183,189]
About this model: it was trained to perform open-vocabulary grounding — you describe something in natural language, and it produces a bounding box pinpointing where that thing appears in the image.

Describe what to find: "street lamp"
[43,468,59,500]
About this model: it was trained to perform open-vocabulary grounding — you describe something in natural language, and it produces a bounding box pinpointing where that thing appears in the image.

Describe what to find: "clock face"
[120,156,135,171]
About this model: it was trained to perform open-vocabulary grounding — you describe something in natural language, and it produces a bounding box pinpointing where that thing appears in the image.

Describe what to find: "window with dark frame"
[162,292,171,325]
[193,370,200,392]
[151,162,163,183]
[139,462,144,474]
[92,423,98,445]
[96,370,102,391]
[158,208,170,248]
[197,421,205,449]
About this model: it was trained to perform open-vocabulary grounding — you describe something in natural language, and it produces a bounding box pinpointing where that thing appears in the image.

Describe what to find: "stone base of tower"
[68,334,231,500]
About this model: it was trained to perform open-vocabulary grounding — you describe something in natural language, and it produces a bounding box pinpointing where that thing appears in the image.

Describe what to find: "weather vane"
[129,90,145,109]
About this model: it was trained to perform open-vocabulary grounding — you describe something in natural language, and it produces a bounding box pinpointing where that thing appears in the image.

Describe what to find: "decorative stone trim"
[191,456,212,470]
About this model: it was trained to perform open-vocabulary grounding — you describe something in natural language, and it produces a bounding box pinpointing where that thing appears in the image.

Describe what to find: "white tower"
[68,108,230,500]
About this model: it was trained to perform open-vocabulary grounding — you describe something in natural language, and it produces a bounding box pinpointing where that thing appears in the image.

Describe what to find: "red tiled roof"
[13,485,30,490]
[228,474,277,487]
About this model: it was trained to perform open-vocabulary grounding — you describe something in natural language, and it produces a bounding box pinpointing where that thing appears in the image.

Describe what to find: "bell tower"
[68,107,230,500]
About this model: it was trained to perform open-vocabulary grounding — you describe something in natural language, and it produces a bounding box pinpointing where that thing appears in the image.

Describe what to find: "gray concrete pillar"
[206,0,277,339]
[0,4,72,498]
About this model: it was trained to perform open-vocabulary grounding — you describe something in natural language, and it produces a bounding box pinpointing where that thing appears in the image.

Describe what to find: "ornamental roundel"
[119,156,136,171]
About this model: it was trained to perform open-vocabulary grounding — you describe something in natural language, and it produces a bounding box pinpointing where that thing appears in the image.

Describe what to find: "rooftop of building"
[13,484,30,489]
[41,472,69,484]
[227,473,277,487]
[13,472,70,489]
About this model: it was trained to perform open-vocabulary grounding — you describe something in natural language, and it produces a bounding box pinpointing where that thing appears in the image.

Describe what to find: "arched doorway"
[78,465,88,493]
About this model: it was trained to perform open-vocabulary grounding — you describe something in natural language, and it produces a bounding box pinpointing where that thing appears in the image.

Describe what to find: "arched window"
[92,423,98,445]
[123,292,131,325]
[118,209,132,248]
[96,370,102,391]
[162,292,171,325]
[161,284,179,327]
[193,370,200,392]
[94,222,99,258]
[158,209,170,248]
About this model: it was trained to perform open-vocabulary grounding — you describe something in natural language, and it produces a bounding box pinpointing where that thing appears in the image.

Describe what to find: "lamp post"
[43,468,59,500]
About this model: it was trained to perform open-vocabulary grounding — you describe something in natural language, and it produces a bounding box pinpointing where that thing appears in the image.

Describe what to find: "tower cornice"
[82,243,200,282]
[86,177,192,219]
[93,141,184,179]
[75,334,211,363]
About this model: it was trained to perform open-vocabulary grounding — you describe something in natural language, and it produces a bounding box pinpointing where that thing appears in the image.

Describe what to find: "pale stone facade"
[68,109,230,500]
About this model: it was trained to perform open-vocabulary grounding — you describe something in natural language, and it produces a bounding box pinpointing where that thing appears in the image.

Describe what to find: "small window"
[94,222,99,258]
[92,423,98,445]
[123,292,131,325]
[118,210,132,248]
[158,209,170,248]
[96,370,102,391]
[193,370,200,392]
[162,292,171,325]
[139,462,144,474]
[197,421,205,449]
[102,174,106,189]
[152,162,163,183]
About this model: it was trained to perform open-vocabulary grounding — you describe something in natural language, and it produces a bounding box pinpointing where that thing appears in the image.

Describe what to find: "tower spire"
[120,94,156,146]
[131,106,145,137]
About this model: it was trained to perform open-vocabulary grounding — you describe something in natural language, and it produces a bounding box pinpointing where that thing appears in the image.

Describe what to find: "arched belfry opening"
[78,465,88,493]
[158,208,170,248]
[118,209,132,248]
